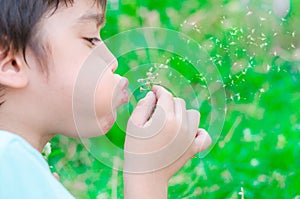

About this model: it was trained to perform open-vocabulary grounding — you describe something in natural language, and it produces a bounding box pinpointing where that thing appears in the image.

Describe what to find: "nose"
[111,59,118,73]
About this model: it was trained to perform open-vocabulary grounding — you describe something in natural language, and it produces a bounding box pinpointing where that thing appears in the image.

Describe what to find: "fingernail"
[152,85,159,92]
[146,91,154,97]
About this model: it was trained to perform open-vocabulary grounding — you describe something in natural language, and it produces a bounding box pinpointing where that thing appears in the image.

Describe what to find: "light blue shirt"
[0,130,75,199]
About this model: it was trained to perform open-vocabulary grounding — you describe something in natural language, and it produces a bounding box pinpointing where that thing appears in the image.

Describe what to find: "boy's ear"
[0,47,29,88]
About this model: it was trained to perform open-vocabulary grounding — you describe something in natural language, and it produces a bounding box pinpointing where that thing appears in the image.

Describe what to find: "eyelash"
[84,37,101,46]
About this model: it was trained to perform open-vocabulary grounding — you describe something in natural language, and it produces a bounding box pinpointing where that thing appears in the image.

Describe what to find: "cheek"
[95,71,118,117]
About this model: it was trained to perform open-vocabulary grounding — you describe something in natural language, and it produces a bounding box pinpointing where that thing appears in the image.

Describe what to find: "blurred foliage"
[49,0,300,198]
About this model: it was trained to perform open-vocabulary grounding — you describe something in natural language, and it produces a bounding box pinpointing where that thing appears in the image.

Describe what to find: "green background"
[48,0,300,198]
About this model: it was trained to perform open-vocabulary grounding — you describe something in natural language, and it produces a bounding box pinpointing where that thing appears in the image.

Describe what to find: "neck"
[0,111,54,152]
[0,125,53,152]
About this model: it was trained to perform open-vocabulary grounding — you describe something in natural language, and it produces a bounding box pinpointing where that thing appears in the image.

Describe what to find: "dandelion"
[137,63,169,91]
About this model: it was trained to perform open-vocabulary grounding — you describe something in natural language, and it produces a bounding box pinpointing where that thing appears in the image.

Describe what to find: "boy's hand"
[124,86,212,199]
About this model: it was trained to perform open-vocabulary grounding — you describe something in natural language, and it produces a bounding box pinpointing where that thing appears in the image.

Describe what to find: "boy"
[0,0,212,198]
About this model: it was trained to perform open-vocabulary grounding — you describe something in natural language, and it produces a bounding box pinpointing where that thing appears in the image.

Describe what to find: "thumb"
[193,129,212,153]
[129,91,157,127]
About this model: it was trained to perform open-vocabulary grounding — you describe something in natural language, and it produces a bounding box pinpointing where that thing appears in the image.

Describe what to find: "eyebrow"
[77,12,106,28]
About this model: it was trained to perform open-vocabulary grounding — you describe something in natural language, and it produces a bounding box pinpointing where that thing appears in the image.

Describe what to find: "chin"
[100,112,117,134]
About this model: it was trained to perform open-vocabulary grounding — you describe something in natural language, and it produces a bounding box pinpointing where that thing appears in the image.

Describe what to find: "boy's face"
[26,0,128,137]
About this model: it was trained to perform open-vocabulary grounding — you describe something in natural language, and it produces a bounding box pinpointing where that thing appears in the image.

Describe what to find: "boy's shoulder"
[0,131,24,156]
[0,130,75,199]
[0,130,18,145]
[0,130,50,173]
[0,130,40,159]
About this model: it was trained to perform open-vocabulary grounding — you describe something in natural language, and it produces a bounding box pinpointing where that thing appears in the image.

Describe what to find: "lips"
[118,77,129,104]
[121,77,129,91]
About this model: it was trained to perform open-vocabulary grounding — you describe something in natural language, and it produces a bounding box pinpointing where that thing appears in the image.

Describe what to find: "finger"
[193,129,212,153]
[187,109,200,137]
[174,98,187,125]
[152,85,175,117]
[129,91,157,127]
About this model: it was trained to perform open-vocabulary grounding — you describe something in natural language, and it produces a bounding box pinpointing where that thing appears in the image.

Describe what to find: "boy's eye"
[84,37,102,46]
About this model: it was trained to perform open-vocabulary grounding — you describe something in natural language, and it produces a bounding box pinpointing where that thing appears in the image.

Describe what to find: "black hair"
[0,0,106,59]
[0,0,107,105]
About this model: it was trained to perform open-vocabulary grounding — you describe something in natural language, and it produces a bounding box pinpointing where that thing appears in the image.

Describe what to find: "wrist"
[124,172,168,199]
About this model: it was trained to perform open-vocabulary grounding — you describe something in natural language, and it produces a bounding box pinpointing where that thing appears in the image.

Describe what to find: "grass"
[48,0,300,198]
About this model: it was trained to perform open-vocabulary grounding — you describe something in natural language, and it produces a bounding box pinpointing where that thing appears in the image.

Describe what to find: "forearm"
[124,173,168,199]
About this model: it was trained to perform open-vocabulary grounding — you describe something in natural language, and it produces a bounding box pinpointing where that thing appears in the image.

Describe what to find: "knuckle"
[188,109,200,118]
[138,98,148,106]
[175,98,186,105]
[165,91,173,99]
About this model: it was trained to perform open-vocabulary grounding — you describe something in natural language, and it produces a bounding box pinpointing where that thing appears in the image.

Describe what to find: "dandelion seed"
[194,27,201,33]
[273,32,278,36]
[292,31,296,37]
[235,93,241,101]
[260,37,266,41]
[238,187,245,199]
[246,11,253,16]
[145,82,150,87]
[140,87,147,92]
[146,72,153,77]
[260,17,266,21]
[158,64,165,69]
[260,43,267,48]
[291,44,296,48]
[43,142,52,159]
